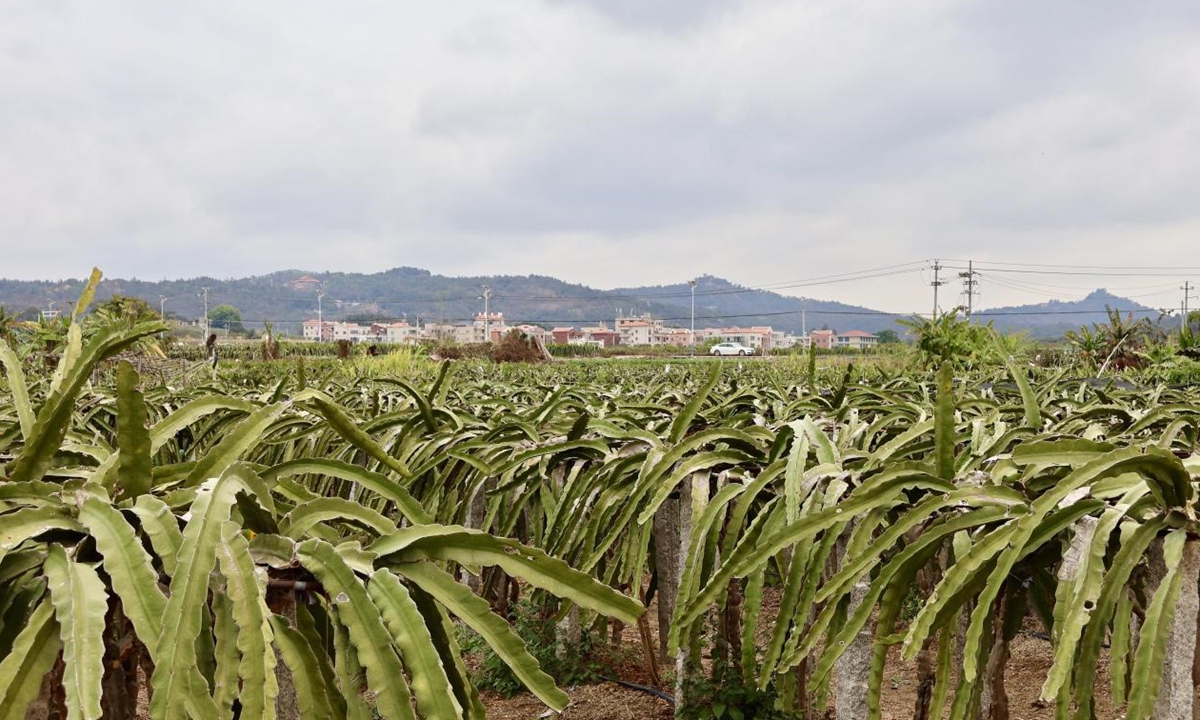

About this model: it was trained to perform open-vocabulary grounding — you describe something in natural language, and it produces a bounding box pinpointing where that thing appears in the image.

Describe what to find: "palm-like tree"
[1096,307,1154,372]
[1063,325,1102,370]
[1065,308,1157,374]
[0,305,15,342]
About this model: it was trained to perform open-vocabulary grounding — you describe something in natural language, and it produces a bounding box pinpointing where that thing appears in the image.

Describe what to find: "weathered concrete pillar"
[834,577,872,720]
[911,550,947,720]
[556,605,581,664]
[464,478,496,593]
[675,473,709,704]
[653,496,681,664]
[830,522,873,720]
[274,597,300,720]
[1152,538,1200,720]
[981,587,1014,720]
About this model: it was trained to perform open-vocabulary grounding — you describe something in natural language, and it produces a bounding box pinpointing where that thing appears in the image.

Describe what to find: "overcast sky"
[2,0,1199,312]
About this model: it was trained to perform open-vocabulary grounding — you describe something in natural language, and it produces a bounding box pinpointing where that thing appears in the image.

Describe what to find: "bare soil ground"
[482,685,674,720]
[481,586,1139,720]
[125,584,1172,720]
[482,632,1125,720]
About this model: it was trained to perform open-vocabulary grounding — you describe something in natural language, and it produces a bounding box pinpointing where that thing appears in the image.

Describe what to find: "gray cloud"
[1,0,1199,312]
[548,0,734,33]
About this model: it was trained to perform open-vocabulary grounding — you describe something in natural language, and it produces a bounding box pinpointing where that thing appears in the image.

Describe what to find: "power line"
[941,259,1200,271]
[977,271,1183,304]
[944,264,1194,278]
[975,272,1092,301]
[971,308,1161,318]
[493,264,928,302]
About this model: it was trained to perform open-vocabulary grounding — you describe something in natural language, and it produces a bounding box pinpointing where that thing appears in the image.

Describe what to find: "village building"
[835,330,880,350]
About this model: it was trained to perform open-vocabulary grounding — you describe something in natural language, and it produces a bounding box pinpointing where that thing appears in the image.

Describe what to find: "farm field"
[3,285,1200,720]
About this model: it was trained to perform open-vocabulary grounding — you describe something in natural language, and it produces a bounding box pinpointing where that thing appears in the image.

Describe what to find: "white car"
[711,342,754,356]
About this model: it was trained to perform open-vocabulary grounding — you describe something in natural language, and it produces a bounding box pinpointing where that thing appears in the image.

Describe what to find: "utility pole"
[689,279,697,356]
[1183,281,1197,335]
[201,287,210,338]
[481,285,491,344]
[317,289,325,341]
[958,261,979,317]
[930,260,945,320]
[159,295,167,320]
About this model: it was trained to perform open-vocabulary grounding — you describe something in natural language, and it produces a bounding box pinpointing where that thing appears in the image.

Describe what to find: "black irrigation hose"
[600,675,676,705]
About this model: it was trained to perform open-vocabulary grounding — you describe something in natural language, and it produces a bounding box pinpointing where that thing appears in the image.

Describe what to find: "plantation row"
[2,297,1200,718]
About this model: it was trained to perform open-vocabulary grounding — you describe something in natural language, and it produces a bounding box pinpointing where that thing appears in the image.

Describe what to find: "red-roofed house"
[809,329,835,350]
[551,327,582,344]
[581,325,620,347]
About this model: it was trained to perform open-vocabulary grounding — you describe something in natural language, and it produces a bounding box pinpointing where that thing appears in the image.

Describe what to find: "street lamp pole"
[481,285,491,343]
[317,290,325,341]
[201,287,210,338]
[159,295,167,320]
[689,279,697,356]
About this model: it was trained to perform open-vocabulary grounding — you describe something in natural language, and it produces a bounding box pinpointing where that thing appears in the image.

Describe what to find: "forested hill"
[0,270,894,335]
[0,269,1159,339]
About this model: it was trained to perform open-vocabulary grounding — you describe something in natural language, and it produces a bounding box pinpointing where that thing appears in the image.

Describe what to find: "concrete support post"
[653,497,681,664]
[464,478,496,593]
[1152,539,1200,720]
[555,605,582,665]
[675,473,709,704]
[834,560,872,720]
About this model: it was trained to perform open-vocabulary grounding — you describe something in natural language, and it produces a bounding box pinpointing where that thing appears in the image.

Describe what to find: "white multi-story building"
[617,319,657,346]
[332,322,374,343]
[304,319,389,343]
[654,327,693,346]
[835,331,879,350]
[302,320,341,341]
[473,312,507,343]
[776,334,812,350]
[511,324,548,342]
[380,322,419,344]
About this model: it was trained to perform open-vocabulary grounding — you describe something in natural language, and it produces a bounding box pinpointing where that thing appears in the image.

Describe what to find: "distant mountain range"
[967,289,1162,339]
[0,269,1165,340]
